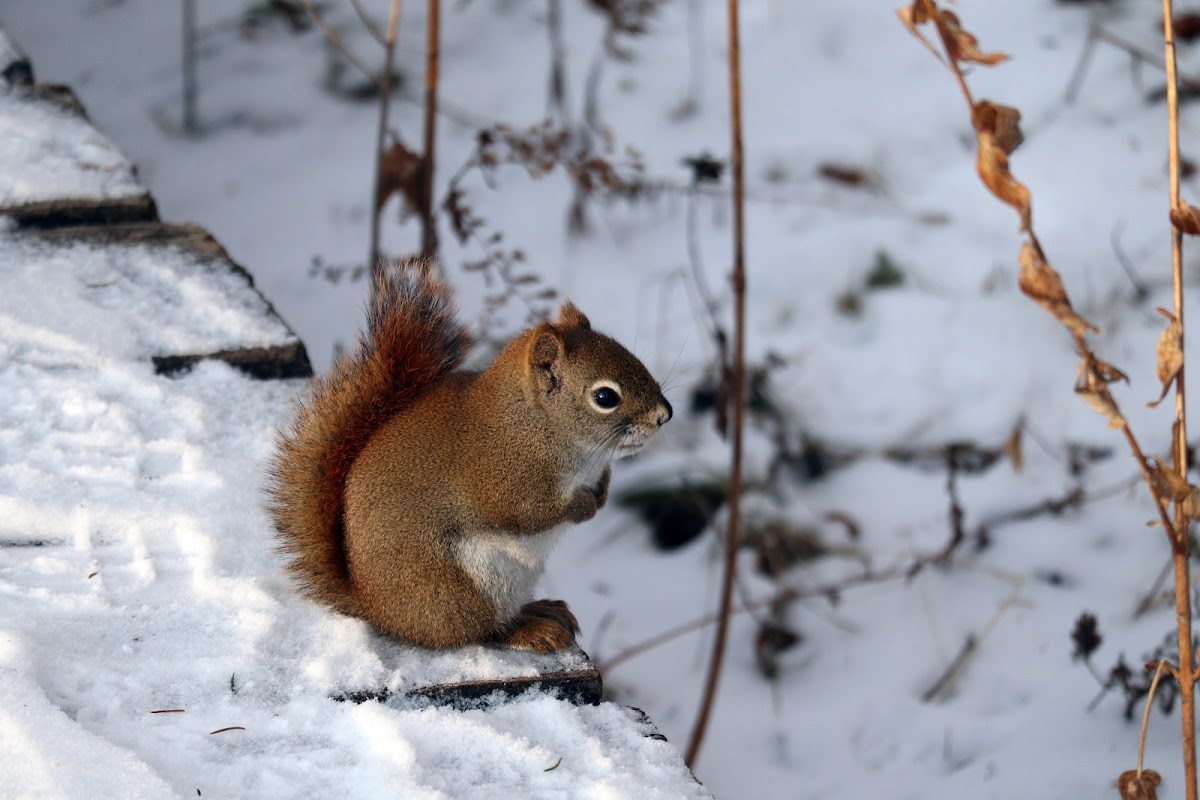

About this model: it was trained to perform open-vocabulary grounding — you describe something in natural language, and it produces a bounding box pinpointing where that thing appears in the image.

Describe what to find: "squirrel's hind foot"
[496,599,580,653]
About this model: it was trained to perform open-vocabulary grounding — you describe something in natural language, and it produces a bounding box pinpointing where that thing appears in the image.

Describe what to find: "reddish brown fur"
[267,261,472,614]
[268,259,671,652]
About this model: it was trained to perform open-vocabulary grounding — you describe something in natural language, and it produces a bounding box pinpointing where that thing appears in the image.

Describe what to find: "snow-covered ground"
[4,0,1200,796]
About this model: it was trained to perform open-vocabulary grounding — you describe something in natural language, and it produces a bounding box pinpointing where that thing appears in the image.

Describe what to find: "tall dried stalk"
[368,0,404,283]
[182,0,198,134]
[419,0,440,259]
[898,1,1196,794]
[684,0,746,769]
[546,0,569,125]
[1161,3,1196,796]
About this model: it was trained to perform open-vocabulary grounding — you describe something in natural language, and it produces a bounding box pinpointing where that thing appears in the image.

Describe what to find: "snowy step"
[0,43,157,229]
[331,645,603,709]
[0,222,311,379]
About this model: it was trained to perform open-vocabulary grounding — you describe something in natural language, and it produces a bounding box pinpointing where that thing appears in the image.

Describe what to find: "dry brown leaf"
[1148,458,1193,502]
[1018,243,1097,336]
[1117,769,1161,800]
[896,1,945,64]
[1147,455,1200,519]
[976,131,1031,232]
[906,0,935,25]
[1076,384,1123,429]
[1075,357,1125,430]
[1003,422,1024,471]
[897,1,1008,68]
[1170,202,1200,235]
[1184,486,1200,521]
[1090,356,1129,385]
[1149,307,1183,408]
[932,8,1009,66]
[973,101,1024,154]
[375,141,425,215]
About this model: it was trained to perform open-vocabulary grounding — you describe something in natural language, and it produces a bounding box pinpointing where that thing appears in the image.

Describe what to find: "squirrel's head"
[522,301,672,458]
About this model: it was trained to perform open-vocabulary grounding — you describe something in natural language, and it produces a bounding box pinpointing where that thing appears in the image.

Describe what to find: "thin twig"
[684,0,746,769]
[368,0,404,283]
[297,0,379,86]
[420,0,440,258]
[349,0,386,44]
[1063,22,1100,104]
[684,183,723,341]
[1114,420,1180,542]
[973,486,1085,549]
[1093,26,1200,97]
[921,588,1024,702]
[1135,557,1176,619]
[934,445,966,563]
[921,634,977,703]
[599,553,1009,676]
[1110,222,1151,303]
[182,0,198,134]
[681,0,705,115]
[546,0,569,125]
[1138,659,1173,778]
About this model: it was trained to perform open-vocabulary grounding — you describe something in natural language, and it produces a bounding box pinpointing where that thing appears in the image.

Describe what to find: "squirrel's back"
[267,260,473,613]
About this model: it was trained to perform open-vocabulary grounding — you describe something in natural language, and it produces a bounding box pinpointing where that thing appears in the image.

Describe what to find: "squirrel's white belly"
[455,528,565,622]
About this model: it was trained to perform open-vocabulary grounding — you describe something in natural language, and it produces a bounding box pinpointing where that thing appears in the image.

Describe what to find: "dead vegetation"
[900,0,1197,794]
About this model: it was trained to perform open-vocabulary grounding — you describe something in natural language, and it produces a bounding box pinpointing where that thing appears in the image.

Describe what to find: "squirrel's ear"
[554,301,591,331]
[529,326,564,395]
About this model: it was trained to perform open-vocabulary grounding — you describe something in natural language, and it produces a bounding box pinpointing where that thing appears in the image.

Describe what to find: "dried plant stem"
[684,0,746,770]
[546,0,569,125]
[349,0,386,44]
[901,6,1197,789]
[685,0,705,112]
[1090,26,1200,98]
[1162,5,1197,797]
[420,0,440,259]
[298,0,377,83]
[1063,22,1100,104]
[1139,660,1174,779]
[368,0,404,283]
[182,0,198,134]
[921,588,1024,703]
[1113,418,1178,540]
[599,554,1021,676]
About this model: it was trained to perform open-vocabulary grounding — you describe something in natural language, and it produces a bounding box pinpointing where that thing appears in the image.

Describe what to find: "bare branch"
[297,0,380,88]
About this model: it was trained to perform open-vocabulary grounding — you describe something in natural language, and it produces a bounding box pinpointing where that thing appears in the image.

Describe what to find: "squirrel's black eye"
[592,386,621,410]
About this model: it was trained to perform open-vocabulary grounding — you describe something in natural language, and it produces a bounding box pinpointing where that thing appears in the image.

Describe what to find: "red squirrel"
[268,259,672,652]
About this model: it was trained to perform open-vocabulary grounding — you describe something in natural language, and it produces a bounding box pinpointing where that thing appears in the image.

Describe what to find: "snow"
[0,233,297,361]
[4,0,1200,796]
[0,83,144,208]
[0,323,699,796]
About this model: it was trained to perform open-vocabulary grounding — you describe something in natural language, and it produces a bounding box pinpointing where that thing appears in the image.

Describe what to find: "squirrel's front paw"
[592,466,611,509]
[499,599,580,652]
[566,485,601,523]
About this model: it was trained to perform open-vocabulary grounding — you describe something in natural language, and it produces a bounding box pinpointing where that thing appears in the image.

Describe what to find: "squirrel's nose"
[656,399,673,427]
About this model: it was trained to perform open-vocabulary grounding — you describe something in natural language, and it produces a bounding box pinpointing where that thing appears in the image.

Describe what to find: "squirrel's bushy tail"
[267,259,474,613]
